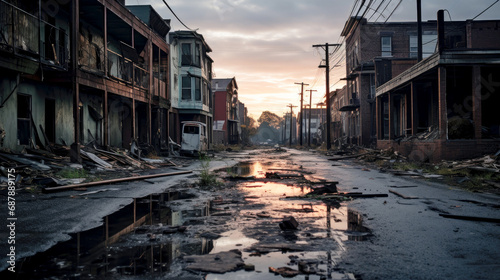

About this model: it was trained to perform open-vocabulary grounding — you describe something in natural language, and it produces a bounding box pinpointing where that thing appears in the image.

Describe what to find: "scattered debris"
[184,250,245,273]
[269,266,300,277]
[279,216,299,230]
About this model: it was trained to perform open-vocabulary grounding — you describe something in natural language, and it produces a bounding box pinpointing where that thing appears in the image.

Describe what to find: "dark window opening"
[181,43,191,65]
[481,67,500,138]
[17,94,31,145]
[45,99,56,143]
[184,125,200,134]
[182,76,191,100]
[195,77,201,101]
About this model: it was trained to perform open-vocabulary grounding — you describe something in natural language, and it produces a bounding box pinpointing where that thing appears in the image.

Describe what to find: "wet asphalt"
[1,148,499,279]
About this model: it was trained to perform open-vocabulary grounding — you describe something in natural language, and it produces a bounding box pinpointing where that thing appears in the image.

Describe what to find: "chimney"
[437,10,445,53]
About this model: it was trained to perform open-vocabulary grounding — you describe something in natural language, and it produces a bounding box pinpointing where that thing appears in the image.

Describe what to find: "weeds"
[198,156,223,188]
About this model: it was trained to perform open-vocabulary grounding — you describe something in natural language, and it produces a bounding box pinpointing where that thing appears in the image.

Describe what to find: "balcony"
[0,1,69,70]
[107,49,149,90]
[339,98,360,112]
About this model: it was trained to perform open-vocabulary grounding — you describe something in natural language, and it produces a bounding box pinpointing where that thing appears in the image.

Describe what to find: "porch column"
[411,82,418,135]
[70,0,81,163]
[104,89,108,147]
[103,1,108,148]
[388,92,394,140]
[438,66,447,140]
[376,96,381,140]
[132,99,136,140]
[472,66,482,139]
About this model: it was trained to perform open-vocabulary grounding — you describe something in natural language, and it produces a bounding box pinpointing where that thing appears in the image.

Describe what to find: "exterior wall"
[467,20,500,49]
[378,139,500,162]
[0,77,74,151]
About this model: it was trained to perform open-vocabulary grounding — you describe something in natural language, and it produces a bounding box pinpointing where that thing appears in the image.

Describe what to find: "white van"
[181,121,208,156]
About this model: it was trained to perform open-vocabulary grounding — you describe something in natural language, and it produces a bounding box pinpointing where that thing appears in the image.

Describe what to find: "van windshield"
[183,125,200,134]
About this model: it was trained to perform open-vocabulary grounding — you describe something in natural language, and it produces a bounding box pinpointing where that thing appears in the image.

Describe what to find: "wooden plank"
[43,170,193,193]
[389,189,419,199]
[439,214,500,223]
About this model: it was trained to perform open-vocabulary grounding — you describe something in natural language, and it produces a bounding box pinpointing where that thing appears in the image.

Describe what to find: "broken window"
[17,94,31,145]
[182,75,191,100]
[79,24,104,73]
[181,43,191,65]
[184,125,199,134]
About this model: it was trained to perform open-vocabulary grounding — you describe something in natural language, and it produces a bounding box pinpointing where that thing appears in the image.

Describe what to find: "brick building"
[212,78,240,145]
[339,16,465,147]
[375,13,500,162]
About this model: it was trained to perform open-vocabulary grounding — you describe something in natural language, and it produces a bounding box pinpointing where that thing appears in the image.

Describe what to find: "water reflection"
[1,190,211,279]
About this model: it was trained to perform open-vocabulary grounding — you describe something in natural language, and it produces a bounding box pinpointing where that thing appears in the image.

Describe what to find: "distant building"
[212,78,240,145]
[0,0,170,157]
[169,30,214,147]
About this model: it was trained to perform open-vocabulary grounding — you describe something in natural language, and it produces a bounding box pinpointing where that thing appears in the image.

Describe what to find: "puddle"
[0,189,211,279]
[3,160,371,279]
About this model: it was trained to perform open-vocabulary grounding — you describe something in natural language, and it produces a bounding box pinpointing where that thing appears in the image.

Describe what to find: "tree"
[241,116,257,145]
[257,111,282,130]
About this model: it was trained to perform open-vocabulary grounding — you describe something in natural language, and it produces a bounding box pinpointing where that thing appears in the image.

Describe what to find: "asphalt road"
[288,149,500,280]
[1,148,499,280]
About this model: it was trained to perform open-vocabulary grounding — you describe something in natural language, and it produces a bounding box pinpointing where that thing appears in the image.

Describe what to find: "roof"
[126,5,171,38]
[169,30,212,52]
[376,49,500,97]
[212,78,238,92]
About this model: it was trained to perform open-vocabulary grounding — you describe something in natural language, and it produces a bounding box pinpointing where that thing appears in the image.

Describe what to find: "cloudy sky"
[126,0,500,120]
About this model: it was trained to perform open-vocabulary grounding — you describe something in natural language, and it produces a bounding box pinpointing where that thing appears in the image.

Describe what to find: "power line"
[383,0,402,23]
[161,0,195,31]
[472,0,499,20]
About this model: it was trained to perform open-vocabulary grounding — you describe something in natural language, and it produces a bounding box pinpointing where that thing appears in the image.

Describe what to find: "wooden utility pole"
[287,104,297,147]
[306,89,317,146]
[313,43,340,150]
[417,0,423,61]
[295,82,309,146]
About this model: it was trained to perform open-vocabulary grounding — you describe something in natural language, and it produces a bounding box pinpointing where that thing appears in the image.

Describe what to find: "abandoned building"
[0,0,171,157]
[335,13,500,161]
[168,30,214,148]
[212,77,240,145]
[376,12,500,162]
[339,15,468,147]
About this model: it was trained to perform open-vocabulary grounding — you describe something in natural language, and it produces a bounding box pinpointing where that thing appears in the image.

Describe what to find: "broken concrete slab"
[184,249,244,273]
[269,266,300,277]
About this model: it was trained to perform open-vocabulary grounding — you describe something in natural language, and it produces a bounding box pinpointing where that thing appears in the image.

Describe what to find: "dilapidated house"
[0,0,170,158]
[168,30,213,147]
[212,78,240,145]
[340,16,466,147]
[376,12,500,162]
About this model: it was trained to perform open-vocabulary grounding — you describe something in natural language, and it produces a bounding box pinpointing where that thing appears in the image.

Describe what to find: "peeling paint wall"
[0,76,74,151]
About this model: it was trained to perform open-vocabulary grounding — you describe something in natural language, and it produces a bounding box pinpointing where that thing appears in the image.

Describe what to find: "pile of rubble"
[0,142,180,192]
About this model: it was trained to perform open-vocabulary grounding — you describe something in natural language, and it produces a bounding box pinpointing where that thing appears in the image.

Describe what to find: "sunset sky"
[126,0,500,120]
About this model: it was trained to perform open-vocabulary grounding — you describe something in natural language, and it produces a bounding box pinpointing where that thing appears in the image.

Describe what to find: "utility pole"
[287,104,297,147]
[283,113,287,144]
[417,0,423,61]
[313,43,340,150]
[306,89,317,147]
[295,82,309,146]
